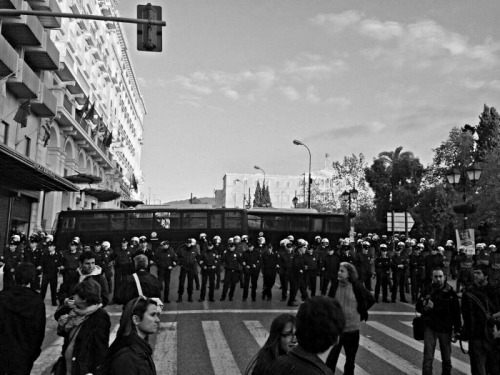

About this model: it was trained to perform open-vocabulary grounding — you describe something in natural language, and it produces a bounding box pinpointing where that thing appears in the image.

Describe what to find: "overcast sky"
[117,1,500,203]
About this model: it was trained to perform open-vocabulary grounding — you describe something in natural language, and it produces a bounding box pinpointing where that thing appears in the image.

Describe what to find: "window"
[311,218,323,232]
[128,212,153,231]
[289,216,309,232]
[262,215,286,231]
[233,179,238,186]
[225,211,242,229]
[77,213,109,232]
[182,211,207,229]
[59,216,76,232]
[210,213,222,229]
[154,211,180,229]
[0,120,8,144]
[247,214,261,229]
[110,213,126,230]
[325,216,345,233]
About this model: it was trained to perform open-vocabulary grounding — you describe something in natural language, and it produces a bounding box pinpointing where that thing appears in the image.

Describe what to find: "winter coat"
[154,247,178,269]
[264,346,333,375]
[331,280,375,322]
[58,266,109,306]
[116,269,161,305]
[0,286,45,371]
[54,306,110,375]
[108,333,157,375]
[416,283,461,333]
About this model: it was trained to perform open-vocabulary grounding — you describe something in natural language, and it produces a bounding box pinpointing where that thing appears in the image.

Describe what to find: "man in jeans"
[416,268,461,375]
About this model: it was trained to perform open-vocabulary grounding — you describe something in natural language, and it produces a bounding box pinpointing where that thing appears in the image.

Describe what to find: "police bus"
[53,206,348,250]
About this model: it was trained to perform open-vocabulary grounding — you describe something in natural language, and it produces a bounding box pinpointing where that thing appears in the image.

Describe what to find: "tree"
[253,181,262,207]
[262,184,272,207]
[475,105,500,161]
[365,147,424,223]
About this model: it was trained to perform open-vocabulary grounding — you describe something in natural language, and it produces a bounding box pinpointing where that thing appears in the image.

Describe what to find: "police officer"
[375,244,391,302]
[61,240,81,284]
[154,240,178,303]
[177,238,199,302]
[304,246,319,297]
[456,246,473,293]
[133,236,155,272]
[278,240,293,301]
[198,242,218,302]
[213,236,224,289]
[320,246,340,297]
[220,242,240,301]
[261,244,279,301]
[391,242,409,303]
[488,244,500,288]
[101,241,114,292]
[354,241,372,291]
[338,240,354,264]
[40,242,63,306]
[1,241,23,291]
[241,243,261,302]
[23,234,43,290]
[112,239,133,302]
[287,239,309,307]
[409,243,426,303]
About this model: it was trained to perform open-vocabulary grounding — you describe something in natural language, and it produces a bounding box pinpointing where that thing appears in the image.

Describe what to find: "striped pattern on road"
[154,322,178,375]
[400,320,469,350]
[109,309,417,316]
[202,321,242,375]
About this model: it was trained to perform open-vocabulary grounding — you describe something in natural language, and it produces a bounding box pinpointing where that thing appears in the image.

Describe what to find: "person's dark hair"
[340,262,358,282]
[72,279,101,305]
[244,314,296,375]
[295,296,345,354]
[432,267,444,274]
[473,264,490,277]
[79,250,97,263]
[116,297,158,338]
[134,254,148,270]
[15,262,36,286]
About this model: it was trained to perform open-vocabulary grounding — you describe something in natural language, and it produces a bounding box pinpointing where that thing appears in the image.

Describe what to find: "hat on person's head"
[70,240,78,246]
[161,240,169,246]
[139,235,147,243]
[102,241,111,248]
[380,244,388,250]
[11,234,21,242]
[45,234,54,242]
[29,234,39,243]
[121,238,129,243]
[131,236,139,243]
[73,236,80,243]
[200,233,207,239]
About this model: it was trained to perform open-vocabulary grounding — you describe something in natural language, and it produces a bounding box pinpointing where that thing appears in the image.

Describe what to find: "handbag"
[412,314,425,340]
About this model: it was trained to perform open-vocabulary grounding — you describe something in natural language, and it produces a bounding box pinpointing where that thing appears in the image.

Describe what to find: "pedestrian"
[103,296,159,375]
[220,242,241,301]
[287,239,310,307]
[53,279,110,375]
[176,238,199,302]
[326,262,375,375]
[116,254,161,306]
[0,263,46,375]
[460,264,500,375]
[391,242,409,303]
[112,239,133,303]
[154,240,177,303]
[261,244,279,301]
[265,296,346,375]
[416,268,461,375]
[245,313,297,375]
[0,240,23,291]
[58,251,110,307]
[198,242,218,302]
[40,241,64,306]
[241,243,261,302]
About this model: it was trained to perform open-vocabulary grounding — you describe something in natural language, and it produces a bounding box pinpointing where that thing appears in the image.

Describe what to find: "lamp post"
[254,165,266,186]
[293,139,311,209]
[445,163,482,229]
[235,178,248,208]
[341,187,358,236]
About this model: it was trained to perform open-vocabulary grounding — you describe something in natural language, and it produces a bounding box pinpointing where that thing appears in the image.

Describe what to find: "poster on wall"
[456,229,475,256]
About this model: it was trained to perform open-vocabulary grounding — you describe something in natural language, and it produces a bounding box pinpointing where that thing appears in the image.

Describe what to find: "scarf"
[58,303,102,333]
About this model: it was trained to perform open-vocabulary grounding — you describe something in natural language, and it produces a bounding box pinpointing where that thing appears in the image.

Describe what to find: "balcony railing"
[1,3,44,47]
[24,30,60,71]
[0,34,18,78]
[6,60,40,99]
[31,85,57,117]
[26,0,62,29]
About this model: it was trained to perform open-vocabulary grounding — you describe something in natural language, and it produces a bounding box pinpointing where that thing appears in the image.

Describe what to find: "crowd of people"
[1,230,500,374]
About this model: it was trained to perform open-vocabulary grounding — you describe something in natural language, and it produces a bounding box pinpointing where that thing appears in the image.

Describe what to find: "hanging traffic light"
[137,3,162,52]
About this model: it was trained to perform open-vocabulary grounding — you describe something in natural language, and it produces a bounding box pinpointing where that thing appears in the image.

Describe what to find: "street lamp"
[254,165,266,186]
[445,163,482,229]
[293,139,312,209]
[235,178,249,208]
[341,187,358,236]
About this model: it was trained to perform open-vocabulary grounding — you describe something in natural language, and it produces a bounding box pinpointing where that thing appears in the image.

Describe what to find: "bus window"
[325,216,345,233]
[182,211,207,229]
[60,216,76,231]
[247,214,261,229]
[262,215,285,231]
[128,212,153,231]
[210,213,223,229]
[110,213,126,231]
[311,218,323,232]
[289,216,309,232]
[77,213,109,232]
[154,212,180,230]
[224,212,242,229]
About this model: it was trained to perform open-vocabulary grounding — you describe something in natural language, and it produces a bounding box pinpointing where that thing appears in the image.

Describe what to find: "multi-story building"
[0,0,145,246]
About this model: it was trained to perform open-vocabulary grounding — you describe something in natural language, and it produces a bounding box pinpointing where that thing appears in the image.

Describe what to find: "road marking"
[244,320,370,375]
[202,321,241,375]
[109,323,120,345]
[109,309,416,316]
[400,321,469,350]
[368,321,469,374]
[154,322,177,375]
[360,335,421,375]
[31,337,64,375]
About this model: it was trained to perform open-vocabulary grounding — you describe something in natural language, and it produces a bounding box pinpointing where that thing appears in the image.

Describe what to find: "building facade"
[0,0,145,246]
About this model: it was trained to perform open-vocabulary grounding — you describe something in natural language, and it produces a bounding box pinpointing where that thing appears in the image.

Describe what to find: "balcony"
[31,85,57,117]
[24,31,60,71]
[6,60,40,99]
[1,4,44,47]
[0,34,18,78]
[55,58,85,96]
[0,0,22,11]
[26,0,62,29]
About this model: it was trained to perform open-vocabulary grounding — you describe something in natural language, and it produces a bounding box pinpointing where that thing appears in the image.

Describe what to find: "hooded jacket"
[58,265,109,306]
[0,286,46,369]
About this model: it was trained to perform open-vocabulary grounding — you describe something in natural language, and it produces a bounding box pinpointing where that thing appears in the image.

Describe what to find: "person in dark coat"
[23,235,43,290]
[288,240,310,307]
[261,245,279,301]
[154,240,178,303]
[112,239,133,301]
[0,263,46,375]
[54,279,110,375]
[176,238,199,302]
[58,251,110,307]
[265,296,345,375]
[0,241,23,291]
[320,247,340,297]
[61,240,81,284]
[40,242,64,306]
[116,255,161,306]
[220,243,241,301]
[241,243,261,302]
[105,296,160,375]
[197,242,218,302]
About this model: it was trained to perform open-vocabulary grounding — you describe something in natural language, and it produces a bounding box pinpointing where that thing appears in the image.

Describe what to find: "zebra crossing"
[32,313,471,375]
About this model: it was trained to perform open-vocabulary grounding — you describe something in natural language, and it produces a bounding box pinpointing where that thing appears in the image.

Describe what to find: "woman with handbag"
[53,279,111,375]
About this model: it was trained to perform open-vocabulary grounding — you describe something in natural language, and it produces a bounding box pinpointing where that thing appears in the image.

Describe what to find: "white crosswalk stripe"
[153,322,178,375]
[109,323,120,346]
[243,320,371,375]
[369,321,470,374]
[202,320,242,375]
[400,320,469,350]
[32,336,63,375]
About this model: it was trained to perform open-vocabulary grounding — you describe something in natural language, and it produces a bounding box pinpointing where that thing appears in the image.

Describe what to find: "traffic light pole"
[0,9,166,26]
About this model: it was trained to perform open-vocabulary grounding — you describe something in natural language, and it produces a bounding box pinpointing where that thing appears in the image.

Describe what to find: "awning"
[82,188,121,202]
[0,142,79,192]
[120,199,144,208]
[65,173,102,184]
